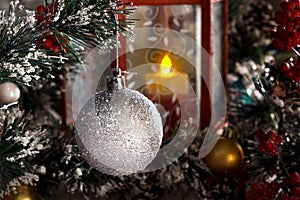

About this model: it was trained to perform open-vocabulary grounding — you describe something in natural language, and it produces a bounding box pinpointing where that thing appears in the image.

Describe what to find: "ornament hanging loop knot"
[111,67,122,77]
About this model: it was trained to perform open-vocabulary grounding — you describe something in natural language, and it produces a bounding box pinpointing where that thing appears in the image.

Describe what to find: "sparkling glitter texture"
[75,88,163,176]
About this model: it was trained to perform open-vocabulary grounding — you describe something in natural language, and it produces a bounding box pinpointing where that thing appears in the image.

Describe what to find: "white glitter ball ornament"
[75,76,163,176]
[0,82,21,106]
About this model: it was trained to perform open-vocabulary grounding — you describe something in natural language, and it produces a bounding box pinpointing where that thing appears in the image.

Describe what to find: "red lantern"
[63,0,228,138]
[120,0,228,137]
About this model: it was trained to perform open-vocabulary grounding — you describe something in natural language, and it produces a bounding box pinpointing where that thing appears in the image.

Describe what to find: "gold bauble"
[204,137,244,174]
[4,185,40,200]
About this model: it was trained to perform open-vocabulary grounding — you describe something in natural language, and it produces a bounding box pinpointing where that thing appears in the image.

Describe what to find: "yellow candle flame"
[160,54,173,77]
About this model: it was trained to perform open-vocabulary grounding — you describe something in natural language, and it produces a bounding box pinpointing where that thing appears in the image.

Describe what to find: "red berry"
[246,181,279,200]
[48,34,57,42]
[280,62,291,73]
[36,5,47,14]
[292,187,300,194]
[271,149,278,156]
[273,1,300,52]
[287,1,297,10]
[273,39,285,50]
[290,196,300,200]
[270,181,280,190]
[49,44,61,53]
[295,65,300,72]
[246,190,255,199]
[252,182,260,191]
[295,60,300,69]
[293,71,300,82]
[293,0,300,7]
[35,14,45,23]
[268,130,277,140]
[291,10,300,19]
[293,76,300,82]
[43,38,54,49]
[285,70,295,79]
[275,135,282,143]
[258,144,266,153]
[284,43,294,51]
[275,10,287,25]
[290,172,300,184]
[297,85,300,94]
[291,32,300,46]
[277,25,287,35]
[278,193,289,200]
[265,140,275,152]
[294,17,300,26]
[286,23,295,32]
[284,9,292,18]
[281,1,289,10]
[295,67,300,73]
[286,37,294,46]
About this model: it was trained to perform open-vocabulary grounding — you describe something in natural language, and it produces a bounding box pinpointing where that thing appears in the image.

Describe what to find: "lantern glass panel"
[125,5,202,139]
[126,5,201,95]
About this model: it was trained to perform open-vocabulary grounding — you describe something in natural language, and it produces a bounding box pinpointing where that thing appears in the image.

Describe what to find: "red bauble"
[280,62,291,73]
[285,71,294,79]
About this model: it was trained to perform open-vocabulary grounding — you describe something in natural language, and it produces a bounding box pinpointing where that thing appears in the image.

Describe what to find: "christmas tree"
[0,0,300,199]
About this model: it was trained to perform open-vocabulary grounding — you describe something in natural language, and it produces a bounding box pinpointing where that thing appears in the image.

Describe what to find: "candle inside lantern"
[145,54,189,95]
[143,54,190,139]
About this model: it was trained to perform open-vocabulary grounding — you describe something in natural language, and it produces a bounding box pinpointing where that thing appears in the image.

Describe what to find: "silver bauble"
[0,82,21,106]
[75,79,163,176]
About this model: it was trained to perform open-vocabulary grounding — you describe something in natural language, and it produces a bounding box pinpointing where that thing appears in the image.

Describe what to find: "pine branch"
[0,0,135,86]
[33,125,118,198]
[38,0,135,61]
[0,107,49,197]
[0,1,67,85]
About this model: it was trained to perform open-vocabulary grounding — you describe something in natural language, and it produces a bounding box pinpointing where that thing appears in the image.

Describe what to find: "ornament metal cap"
[106,68,126,91]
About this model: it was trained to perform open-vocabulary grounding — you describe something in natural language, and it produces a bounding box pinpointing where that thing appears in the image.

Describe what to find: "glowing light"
[160,54,173,77]
[227,154,236,163]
